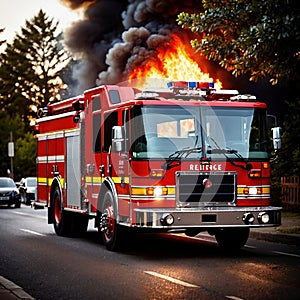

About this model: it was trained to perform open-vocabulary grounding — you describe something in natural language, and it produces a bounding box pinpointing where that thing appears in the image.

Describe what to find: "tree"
[0,28,5,46]
[273,98,300,177]
[14,132,37,179]
[177,0,300,85]
[0,111,35,179]
[0,10,70,130]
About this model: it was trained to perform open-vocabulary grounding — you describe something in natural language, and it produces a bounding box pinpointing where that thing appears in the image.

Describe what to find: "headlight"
[146,186,168,197]
[249,187,258,195]
[258,212,270,224]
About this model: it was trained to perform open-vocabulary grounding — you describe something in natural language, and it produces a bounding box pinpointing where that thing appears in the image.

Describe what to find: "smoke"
[61,0,203,94]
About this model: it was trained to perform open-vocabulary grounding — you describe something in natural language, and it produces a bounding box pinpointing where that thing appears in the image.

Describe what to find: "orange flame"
[128,34,222,89]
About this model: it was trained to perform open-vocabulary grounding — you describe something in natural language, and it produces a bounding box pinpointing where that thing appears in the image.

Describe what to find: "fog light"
[258,212,270,224]
[160,213,174,226]
[243,212,255,224]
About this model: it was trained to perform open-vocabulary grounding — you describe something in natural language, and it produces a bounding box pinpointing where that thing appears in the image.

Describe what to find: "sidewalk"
[250,213,300,246]
[1,214,299,299]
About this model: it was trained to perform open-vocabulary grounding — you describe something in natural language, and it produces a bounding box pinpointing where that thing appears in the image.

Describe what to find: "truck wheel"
[52,186,71,236]
[100,190,123,251]
[215,228,249,250]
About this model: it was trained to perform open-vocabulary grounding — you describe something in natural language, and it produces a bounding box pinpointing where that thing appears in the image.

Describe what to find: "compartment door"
[66,133,81,207]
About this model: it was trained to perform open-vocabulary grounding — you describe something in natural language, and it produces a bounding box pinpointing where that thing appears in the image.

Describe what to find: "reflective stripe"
[131,186,175,196]
[37,177,64,187]
[237,185,270,195]
[37,156,64,163]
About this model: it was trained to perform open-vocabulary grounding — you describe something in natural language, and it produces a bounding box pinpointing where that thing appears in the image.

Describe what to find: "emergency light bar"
[230,94,257,101]
[167,81,214,90]
[135,81,257,102]
[135,92,160,100]
[211,89,239,95]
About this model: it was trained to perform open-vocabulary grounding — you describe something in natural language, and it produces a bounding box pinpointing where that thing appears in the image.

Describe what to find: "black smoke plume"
[61,0,203,94]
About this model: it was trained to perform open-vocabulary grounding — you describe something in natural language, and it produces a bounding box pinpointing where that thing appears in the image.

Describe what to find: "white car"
[19,177,37,205]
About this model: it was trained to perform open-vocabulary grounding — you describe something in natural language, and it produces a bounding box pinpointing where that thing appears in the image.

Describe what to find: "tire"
[215,228,249,250]
[99,190,124,251]
[52,186,72,236]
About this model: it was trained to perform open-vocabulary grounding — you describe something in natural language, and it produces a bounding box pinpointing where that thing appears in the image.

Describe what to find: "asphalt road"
[0,205,300,300]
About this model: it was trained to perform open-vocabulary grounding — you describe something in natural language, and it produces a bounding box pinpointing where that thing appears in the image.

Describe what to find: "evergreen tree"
[0,10,70,130]
[0,28,5,46]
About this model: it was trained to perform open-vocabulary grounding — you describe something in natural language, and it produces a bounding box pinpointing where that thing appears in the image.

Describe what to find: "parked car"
[19,177,37,205]
[0,177,21,208]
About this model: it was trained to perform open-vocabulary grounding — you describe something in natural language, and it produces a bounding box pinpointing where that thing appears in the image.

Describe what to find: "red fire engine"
[33,81,281,251]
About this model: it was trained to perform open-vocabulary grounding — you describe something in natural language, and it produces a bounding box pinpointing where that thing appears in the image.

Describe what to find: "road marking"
[13,211,47,220]
[273,251,300,258]
[244,245,256,249]
[226,296,245,300]
[144,271,199,288]
[20,228,46,237]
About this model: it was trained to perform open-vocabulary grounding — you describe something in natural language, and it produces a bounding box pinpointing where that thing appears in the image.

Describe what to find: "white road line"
[244,245,256,249]
[144,271,244,300]
[13,211,47,220]
[144,271,199,288]
[20,228,46,237]
[273,251,300,258]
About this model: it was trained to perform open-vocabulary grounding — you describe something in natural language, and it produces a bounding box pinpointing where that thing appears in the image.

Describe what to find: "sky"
[0,0,80,45]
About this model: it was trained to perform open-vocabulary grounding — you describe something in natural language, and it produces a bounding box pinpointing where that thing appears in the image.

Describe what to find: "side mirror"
[271,127,282,151]
[112,126,124,152]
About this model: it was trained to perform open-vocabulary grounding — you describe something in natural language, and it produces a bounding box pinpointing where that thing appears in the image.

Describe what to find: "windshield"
[132,106,201,159]
[0,178,16,188]
[131,105,268,160]
[27,178,37,186]
[203,107,268,159]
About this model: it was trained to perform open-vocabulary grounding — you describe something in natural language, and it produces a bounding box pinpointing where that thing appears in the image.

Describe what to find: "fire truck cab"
[34,81,281,251]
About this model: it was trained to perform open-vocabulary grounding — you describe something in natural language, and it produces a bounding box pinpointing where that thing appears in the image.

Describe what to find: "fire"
[128,34,222,89]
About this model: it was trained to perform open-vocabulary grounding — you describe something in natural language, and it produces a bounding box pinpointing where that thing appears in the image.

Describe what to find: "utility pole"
[8,131,14,179]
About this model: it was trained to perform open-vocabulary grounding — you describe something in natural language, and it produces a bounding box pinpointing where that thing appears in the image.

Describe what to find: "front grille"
[176,171,236,206]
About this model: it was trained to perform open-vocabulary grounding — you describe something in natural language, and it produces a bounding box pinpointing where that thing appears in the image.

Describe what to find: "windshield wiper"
[208,138,251,170]
[162,147,202,170]
[207,148,238,155]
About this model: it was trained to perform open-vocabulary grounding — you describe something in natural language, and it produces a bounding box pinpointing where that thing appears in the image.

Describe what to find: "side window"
[109,90,121,104]
[103,111,118,152]
[93,113,101,153]
[92,95,101,111]
[123,109,129,152]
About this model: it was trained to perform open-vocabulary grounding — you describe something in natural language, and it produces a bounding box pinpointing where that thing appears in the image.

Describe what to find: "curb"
[0,276,34,300]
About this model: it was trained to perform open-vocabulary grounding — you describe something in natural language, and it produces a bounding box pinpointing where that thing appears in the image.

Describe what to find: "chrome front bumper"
[133,206,281,229]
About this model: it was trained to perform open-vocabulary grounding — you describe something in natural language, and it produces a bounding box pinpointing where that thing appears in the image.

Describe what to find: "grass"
[281,211,300,218]
[279,211,300,234]
[278,227,300,234]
